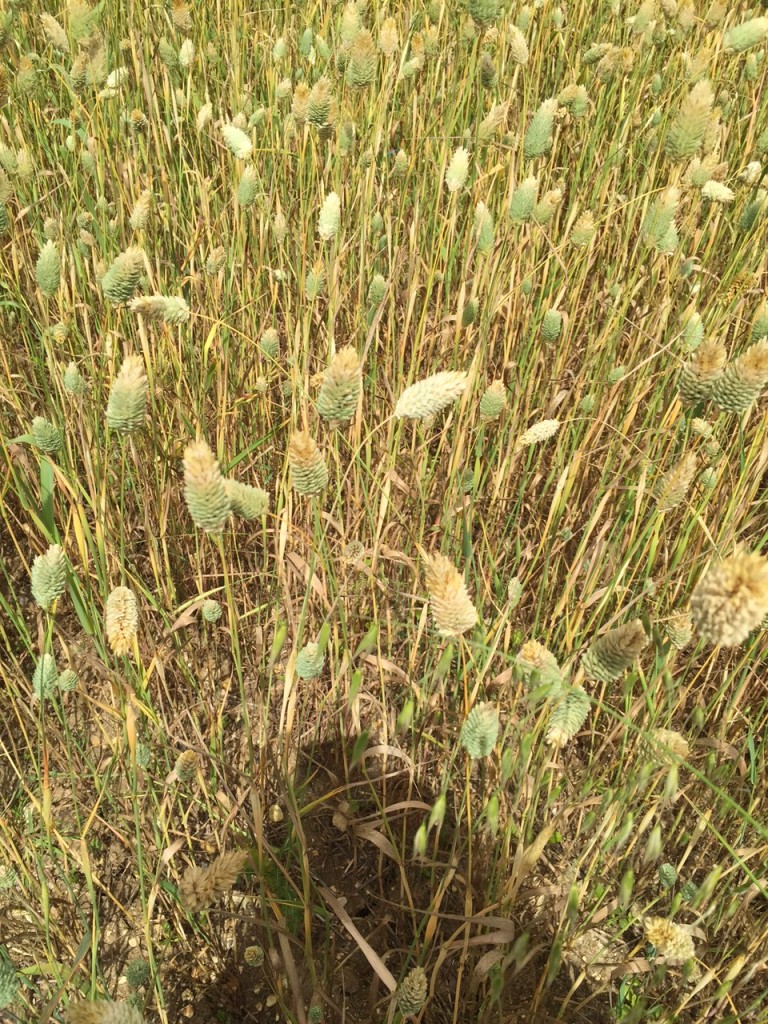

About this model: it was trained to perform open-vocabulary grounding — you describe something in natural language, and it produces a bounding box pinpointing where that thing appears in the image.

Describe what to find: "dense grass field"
[1,1,767,1022]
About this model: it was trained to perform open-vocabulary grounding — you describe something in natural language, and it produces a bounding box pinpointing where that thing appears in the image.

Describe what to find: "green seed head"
[101,247,145,303]
[32,653,58,700]
[295,641,325,679]
[202,598,222,623]
[31,544,67,611]
[36,239,60,296]
[224,479,270,519]
[461,703,500,759]
[31,416,62,454]
[106,355,148,433]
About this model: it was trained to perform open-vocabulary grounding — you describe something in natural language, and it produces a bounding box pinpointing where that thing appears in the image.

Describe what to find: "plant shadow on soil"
[161,738,616,1024]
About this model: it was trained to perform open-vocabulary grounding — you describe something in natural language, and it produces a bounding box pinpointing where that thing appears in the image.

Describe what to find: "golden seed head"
[105,586,138,656]
[423,552,478,637]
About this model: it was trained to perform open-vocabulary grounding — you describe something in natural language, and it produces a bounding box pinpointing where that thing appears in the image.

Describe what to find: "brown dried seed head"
[178,850,249,912]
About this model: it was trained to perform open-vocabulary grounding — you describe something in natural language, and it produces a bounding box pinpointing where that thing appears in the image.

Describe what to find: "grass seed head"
[173,750,198,782]
[395,371,468,419]
[479,379,507,420]
[473,201,495,252]
[221,123,252,160]
[445,147,470,193]
[346,29,377,87]
[677,338,727,404]
[183,439,231,532]
[468,0,500,29]
[644,917,696,963]
[524,98,558,160]
[665,79,714,161]
[295,641,325,680]
[129,189,152,231]
[105,586,138,656]
[237,165,261,208]
[666,610,693,649]
[379,18,399,58]
[178,850,249,912]
[31,416,62,453]
[31,544,67,611]
[546,686,590,748]
[460,702,500,758]
[712,341,768,411]
[36,240,61,296]
[515,418,561,449]
[423,551,478,637]
[66,1000,145,1024]
[100,247,145,303]
[106,355,147,433]
[128,295,190,325]
[318,191,341,240]
[32,653,58,700]
[655,451,698,510]
[397,966,428,1017]
[317,346,362,423]
[691,552,768,646]
[541,308,563,342]
[291,82,309,125]
[723,17,768,53]
[288,431,329,497]
[205,245,226,275]
[223,479,269,519]
[582,619,648,682]
[201,599,222,623]
[570,210,596,246]
[509,25,530,64]
[509,176,539,222]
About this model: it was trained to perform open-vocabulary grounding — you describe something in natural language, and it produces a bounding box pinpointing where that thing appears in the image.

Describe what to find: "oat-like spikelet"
[666,610,693,649]
[423,552,478,637]
[106,355,147,433]
[317,347,362,423]
[395,371,468,419]
[66,1000,145,1024]
[105,586,138,656]
[479,380,507,420]
[129,189,152,230]
[677,338,727,404]
[582,619,648,682]
[223,479,269,520]
[655,451,698,510]
[178,850,249,912]
[221,122,252,159]
[183,440,231,532]
[128,295,190,325]
[665,80,714,161]
[478,101,507,142]
[445,147,470,193]
[288,431,329,497]
[36,240,61,296]
[100,247,145,303]
[524,98,558,160]
[712,341,768,412]
[31,544,67,611]
[346,29,377,86]
[515,419,560,449]
[546,686,591,748]
[397,966,428,1017]
[690,552,768,646]
[644,918,696,964]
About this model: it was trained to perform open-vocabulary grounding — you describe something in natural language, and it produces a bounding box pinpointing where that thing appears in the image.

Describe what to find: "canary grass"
[1,3,767,1023]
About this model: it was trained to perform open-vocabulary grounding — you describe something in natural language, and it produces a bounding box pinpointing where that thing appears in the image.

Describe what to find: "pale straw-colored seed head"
[655,451,698,510]
[100,247,145,303]
[666,610,694,649]
[546,686,591,748]
[31,543,67,611]
[291,82,309,124]
[582,619,648,682]
[223,479,269,520]
[701,180,734,204]
[40,12,70,51]
[205,245,226,275]
[129,188,153,231]
[473,202,495,253]
[509,176,539,223]
[346,29,377,86]
[690,552,768,646]
[397,966,427,1017]
[105,586,138,656]
[178,849,249,912]
[318,191,341,241]
[516,639,562,687]
[128,295,190,325]
[395,371,468,420]
[317,346,362,423]
[445,146,470,193]
[479,379,507,421]
[221,122,253,159]
[307,77,336,128]
[178,38,194,69]
[533,188,563,225]
[570,211,596,246]
[423,551,478,637]
[644,917,696,964]
[106,354,147,433]
[649,728,690,762]
[509,25,529,64]
[237,164,261,208]
[196,101,213,131]
[288,431,329,497]
[515,418,561,450]
[378,17,399,58]
[183,440,231,532]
